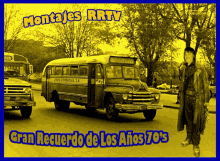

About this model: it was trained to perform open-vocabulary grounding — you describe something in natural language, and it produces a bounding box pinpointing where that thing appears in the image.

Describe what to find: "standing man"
[177,47,210,157]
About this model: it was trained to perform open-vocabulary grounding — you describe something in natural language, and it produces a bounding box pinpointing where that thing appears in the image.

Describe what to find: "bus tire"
[55,100,70,111]
[20,106,32,118]
[62,101,70,111]
[106,97,118,120]
[143,110,156,121]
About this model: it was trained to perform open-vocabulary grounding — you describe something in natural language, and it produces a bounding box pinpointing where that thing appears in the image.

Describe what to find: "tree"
[200,26,216,83]
[4,4,23,52]
[158,3,216,54]
[36,4,117,58]
[121,4,175,86]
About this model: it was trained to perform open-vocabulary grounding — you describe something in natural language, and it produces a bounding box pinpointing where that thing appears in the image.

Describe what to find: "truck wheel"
[55,100,70,111]
[20,106,32,118]
[106,97,118,120]
[143,110,156,121]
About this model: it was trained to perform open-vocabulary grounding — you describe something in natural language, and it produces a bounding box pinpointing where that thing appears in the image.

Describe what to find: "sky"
[4,3,201,64]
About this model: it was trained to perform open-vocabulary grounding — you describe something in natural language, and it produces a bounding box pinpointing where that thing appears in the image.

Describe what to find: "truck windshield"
[4,71,12,78]
[106,66,139,79]
[4,70,19,77]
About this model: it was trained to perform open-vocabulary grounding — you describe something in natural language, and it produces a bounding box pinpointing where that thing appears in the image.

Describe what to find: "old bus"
[41,55,163,120]
[4,52,36,118]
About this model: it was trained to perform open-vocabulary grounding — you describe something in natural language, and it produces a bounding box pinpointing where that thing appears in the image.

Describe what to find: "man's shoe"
[193,145,200,157]
[181,139,192,147]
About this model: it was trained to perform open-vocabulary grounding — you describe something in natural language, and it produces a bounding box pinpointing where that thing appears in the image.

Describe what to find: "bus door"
[87,63,104,108]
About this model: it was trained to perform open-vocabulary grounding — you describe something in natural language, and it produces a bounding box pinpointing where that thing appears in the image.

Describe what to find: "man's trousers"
[184,94,200,146]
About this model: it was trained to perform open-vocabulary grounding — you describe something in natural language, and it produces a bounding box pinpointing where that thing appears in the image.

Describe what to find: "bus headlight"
[155,94,160,100]
[24,88,32,94]
[122,94,128,100]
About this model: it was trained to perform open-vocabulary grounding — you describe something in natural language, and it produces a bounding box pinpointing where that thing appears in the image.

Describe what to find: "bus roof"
[42,55,138,74]
[4,52,30,64]
[45,55,138,66]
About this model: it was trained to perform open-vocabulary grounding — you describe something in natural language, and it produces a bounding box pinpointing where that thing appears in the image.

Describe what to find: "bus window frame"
[62,66,70,76]
[105,65,123,79]
[51,66,55,75]
[78,65,88,77]
[105,64,139,79]
[70,65,79,77]
[54,66,63,76]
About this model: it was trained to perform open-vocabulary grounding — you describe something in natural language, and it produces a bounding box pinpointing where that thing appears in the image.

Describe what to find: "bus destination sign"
[109,57,136,64]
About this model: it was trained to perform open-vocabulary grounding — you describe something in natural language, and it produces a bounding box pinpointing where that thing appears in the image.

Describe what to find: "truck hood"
[4,78,30,87]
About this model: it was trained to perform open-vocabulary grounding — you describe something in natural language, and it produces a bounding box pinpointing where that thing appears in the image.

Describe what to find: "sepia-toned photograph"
[4,3,216,157]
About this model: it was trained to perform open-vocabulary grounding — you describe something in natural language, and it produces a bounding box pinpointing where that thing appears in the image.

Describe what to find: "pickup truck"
[4,71,36,118]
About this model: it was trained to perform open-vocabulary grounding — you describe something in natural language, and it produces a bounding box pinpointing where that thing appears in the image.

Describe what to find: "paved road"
[4,91,216,157]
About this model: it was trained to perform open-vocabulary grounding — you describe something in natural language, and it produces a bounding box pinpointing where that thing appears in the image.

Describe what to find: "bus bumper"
[115,103,163,113]
[4,101,36,107]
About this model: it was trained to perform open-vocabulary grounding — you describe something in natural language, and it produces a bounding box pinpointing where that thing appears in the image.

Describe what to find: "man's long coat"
[177,63,210,135]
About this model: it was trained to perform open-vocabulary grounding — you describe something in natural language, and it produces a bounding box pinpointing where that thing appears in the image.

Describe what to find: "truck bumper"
[115,103,163,113]
[4,101,36,107]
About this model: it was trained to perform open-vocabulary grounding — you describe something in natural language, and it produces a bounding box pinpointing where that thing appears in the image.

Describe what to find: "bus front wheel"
[106,97,118,120]
[20,106,32,118]
[55,100,70,111]
[143,110,156,121]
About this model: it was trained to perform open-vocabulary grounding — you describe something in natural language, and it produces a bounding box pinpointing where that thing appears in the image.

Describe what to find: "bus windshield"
[106,66,139,79]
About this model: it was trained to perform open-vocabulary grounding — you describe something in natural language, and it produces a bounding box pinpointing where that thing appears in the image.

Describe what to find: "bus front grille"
[128,92,153,103]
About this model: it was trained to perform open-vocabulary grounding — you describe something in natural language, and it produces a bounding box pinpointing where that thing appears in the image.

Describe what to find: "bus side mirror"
[145,68,148,77]
[29,65,33,74]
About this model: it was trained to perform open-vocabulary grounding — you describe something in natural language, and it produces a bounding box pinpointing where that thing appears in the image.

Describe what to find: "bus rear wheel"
[55,100,70,111]
[20,106,32,118]
[106,97,118,120]
[143,110,156,121]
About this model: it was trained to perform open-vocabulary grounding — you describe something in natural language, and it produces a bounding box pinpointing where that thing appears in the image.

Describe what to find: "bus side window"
[63,66,70,75]
[55,66,62,75]
[70,66,78,76]
[51,66,55,75]
[79,66,88,76]
[96,65,102,79]
[46,67,51,77]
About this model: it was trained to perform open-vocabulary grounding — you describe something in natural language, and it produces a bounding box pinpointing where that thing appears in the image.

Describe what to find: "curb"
[163,105,216,114]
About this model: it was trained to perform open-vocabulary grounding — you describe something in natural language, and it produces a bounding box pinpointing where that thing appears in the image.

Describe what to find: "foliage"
[120,4,175,85]
[158,3,216,54]
[4,4,23,52]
